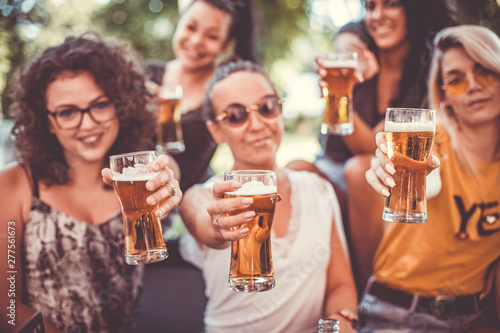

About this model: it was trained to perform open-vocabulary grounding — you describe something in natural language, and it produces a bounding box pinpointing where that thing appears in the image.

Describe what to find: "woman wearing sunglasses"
[0,33,180,333]
[361,25,500,331]
[178,58,358,332]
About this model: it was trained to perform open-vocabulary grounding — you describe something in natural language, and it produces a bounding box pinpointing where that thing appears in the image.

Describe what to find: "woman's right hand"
[365,132,440,197]
[206,181,256,242]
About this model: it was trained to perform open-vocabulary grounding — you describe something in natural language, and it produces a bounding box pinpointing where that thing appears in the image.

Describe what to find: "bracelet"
[337,308,359,328]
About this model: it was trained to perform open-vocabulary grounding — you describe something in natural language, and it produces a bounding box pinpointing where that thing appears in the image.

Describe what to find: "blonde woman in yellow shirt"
[363,25,500,332]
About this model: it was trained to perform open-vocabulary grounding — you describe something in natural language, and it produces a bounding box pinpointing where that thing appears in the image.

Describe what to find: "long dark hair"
[362,0,458,106]
[9,31,155,186]
[397,0,458,106]
[185,0,258,62]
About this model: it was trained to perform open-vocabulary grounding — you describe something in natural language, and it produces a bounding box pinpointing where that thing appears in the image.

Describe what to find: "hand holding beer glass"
[382,108,436,223]
[156,85,185,154]
[317,52,358,135]
[110,151,169,264]
[222,170,279,292]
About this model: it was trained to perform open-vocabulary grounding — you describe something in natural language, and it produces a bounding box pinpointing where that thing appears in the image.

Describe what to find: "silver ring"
[167,183,177,196]
[214,216,223,229]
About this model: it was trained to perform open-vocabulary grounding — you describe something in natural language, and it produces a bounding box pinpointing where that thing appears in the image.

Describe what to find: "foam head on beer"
[111,164,159,181]
[225,180,277,196]
[321,58,358,69]
[159,85,182,100]
[385,120,435,133]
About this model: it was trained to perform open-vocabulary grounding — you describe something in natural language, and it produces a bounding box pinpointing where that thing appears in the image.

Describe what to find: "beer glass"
[318,52,357,135]
[110,151,168,264]
[224,170,279,292]
[383,108,436,223]
[156,85,185,154]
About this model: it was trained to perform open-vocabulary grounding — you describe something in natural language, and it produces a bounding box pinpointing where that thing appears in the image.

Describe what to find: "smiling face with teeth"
[172,0,232,72]
[46,71,120,166]
[364,0,408,51]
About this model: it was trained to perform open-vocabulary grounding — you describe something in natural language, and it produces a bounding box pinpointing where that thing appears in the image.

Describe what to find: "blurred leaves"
[2,0,500,117]
[450,0,500,33]
[92,0,310,83]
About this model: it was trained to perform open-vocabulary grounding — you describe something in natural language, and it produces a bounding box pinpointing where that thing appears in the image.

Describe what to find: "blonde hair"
[428,25,500,171]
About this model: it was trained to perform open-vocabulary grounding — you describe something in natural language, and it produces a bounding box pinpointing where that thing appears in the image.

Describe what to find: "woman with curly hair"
[0,32,181,333]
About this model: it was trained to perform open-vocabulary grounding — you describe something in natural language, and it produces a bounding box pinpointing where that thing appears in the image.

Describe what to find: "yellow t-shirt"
[374,127,500,297]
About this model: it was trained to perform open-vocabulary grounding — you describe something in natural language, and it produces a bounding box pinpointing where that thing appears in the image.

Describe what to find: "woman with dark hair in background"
[288,0,458,292]
[0,32,180,333]
[144,0,258,193]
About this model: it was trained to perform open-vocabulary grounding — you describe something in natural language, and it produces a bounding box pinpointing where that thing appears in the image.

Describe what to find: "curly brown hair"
[9,31,156,186]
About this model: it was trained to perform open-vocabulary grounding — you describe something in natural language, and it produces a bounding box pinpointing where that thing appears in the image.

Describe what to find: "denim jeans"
[357,292,486,333]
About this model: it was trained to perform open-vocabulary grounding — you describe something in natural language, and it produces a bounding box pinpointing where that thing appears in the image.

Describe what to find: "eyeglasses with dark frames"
[47,100,116,130]
[215,95,283,130]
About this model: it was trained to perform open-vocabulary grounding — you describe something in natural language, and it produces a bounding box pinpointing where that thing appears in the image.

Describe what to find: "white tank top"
[180,169,346,333]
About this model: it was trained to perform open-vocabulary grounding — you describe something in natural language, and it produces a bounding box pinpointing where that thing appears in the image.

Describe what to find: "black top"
[319,21,427,164]
[144,61,218,192]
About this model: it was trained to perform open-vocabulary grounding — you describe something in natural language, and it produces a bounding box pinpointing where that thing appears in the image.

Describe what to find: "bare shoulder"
[0,163,32,224]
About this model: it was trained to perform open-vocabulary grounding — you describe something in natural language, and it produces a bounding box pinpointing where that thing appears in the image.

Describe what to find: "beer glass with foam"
[383,108,436,223]
[224,170,279,292]
[110,151,168,264]
[318,52,357,135]
[156,85,185,154]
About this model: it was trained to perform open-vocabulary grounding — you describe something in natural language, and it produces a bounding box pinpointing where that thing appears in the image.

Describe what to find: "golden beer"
[224,170,278,292]
[110,151,168,264]
[320,52,357,135]
[383,109,436,223]
[156,85,185,154]
[226,192,277,292]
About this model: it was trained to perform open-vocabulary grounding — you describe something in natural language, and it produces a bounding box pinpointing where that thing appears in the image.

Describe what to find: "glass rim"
[224,169,276,176]
[318,51,358,58]
[386,107,435,113]
[109,150,156,160]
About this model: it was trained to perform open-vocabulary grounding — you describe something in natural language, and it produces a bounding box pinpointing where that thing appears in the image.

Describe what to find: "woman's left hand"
[101,154,182,217]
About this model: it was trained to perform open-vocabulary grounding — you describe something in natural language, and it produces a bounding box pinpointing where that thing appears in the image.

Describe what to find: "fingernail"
[242,198,253,205]
[244,211,255,219]
[147,182,155,191]
[386,164,396,175]
[381,189,390,197]
[147,197,156,205]
[232,182,242,189]
[240,228,249,235]
[386,177,396,188]
[432,155,440,167]
[380,143,388,154]
[156,208,163,216]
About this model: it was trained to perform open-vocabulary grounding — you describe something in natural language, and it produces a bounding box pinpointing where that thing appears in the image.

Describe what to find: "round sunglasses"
[442,66,500,95]
[215,95,283,130]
